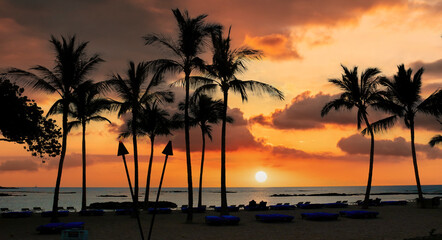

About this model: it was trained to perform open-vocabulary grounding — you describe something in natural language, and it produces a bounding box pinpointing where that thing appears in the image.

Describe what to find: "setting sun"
[255,171,268,183]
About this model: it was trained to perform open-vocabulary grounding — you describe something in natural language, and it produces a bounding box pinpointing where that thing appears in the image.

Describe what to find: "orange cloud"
[244,34,301,60]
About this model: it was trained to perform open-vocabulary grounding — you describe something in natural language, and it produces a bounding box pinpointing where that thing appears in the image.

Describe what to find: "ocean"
[1,185,442,211]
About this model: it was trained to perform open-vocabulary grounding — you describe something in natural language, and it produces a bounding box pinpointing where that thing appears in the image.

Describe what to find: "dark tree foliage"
[0,77,61,158]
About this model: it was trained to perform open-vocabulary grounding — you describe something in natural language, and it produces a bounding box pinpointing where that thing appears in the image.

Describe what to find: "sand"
[1,204,441,240]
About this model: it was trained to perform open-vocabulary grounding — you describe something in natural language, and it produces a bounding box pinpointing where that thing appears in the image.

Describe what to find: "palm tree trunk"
[184,71,193,222]
[362,114,374,209]
[51,102,69,223]
[220,90,228,215]
[81,121,87,211]
[198,128,206,208]
[144,136,155,210]
[410,119,424,204]
[132,109,139,210]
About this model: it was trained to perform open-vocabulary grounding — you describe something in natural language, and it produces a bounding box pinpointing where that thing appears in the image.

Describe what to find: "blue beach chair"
[339,210,379,219]
[36,222,84,234]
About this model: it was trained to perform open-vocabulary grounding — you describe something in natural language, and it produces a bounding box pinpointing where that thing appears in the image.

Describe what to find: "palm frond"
[429,135,442,147]
[361,115,397,135]
[321,98,353,117]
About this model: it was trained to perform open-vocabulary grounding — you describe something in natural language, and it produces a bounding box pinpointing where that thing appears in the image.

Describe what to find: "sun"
[255,171,268,183]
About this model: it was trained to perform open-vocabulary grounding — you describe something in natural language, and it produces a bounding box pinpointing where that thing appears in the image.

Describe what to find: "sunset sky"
[0,0,441,188]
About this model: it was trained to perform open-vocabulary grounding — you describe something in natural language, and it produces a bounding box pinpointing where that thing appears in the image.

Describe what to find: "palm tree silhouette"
[65,81,116,211]
[429,120,442,147]
[8,35,103,222]
[377,64,442,203]
[181,94,231,208]
[143,8,221,222]
[321,65,382,208]
[105,61,173,209]
[139,102,174,210]
[195,28,284,214]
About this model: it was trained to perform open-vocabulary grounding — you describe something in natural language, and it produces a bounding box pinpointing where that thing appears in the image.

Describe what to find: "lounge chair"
[147,208,172,214]
[245,201,269,211]
[33,207,43,213]
[2,211,32,218]
[297,203,323,209]
[301,212,339,221]
[214,205,239,212]
[21,208,31,211]
[0,208,10,212]
[41,210,69,217]
[36,221,84,234]
[323,202,348,208]
[380,200,407,206]
[181,205,206,213]
[205,215,240,225]
[115,209,133,215]
[256,214,294,223]
[79,209,104,216]
[67,206,77,212]
[339,210,379,219]
[269,203,295,210]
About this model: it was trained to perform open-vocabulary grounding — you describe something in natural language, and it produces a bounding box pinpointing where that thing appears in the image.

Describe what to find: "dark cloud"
[250,91,441,131]
[337,134,442,159]
[409,59,442,78]
[157,107,262,152]
[0,159,39,171]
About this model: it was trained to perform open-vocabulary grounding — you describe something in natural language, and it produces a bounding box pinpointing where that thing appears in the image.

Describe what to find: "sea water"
[1,185,442,211]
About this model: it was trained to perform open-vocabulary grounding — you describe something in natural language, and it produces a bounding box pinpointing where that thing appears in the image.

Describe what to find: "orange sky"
[0,0,441,188]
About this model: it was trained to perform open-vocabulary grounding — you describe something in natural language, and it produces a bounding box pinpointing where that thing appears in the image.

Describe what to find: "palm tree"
[321,65,382,208]
[66,80,116,211]
[143,8,221,222]
[7,35,103,222]
[139,102,174,210]
[429,120,442,147]
[377,64,442,203]
[195,28,284,214]
[183,94,231,208]
[105,61,173,209]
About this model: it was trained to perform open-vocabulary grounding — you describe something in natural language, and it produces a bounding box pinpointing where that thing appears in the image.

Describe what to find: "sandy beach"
[1,204,441,240]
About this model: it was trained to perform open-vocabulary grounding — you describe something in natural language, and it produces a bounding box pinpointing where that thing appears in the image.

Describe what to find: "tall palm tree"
[105,61,173,209]
[143,8,221,222]
[7,35,103,222]
[321,65,382,208]
[377,64,442,203]
[195,28,284,214]
[66,80,116,211]
[139,102,174,210]
[183,94,231,208]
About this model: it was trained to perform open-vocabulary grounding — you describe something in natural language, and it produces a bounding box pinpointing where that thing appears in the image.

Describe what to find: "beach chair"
[67,206,77,212]
[2,210,32,218]
[33,207,43,213]
[380,200,407,206]
[79,209,104,216]
[205,215,240,226]
[36,222,84,234]
[215,205,239,212]
[41,210,70,217]
[301,212,339,221]
[256,214,294,223]
[181,205,206,213]
[115,208,133,215]
[339,210,379,219]
[147,207,172,214]
[323,202,348,208]
[1,208,10,212]
[21,208,31,211]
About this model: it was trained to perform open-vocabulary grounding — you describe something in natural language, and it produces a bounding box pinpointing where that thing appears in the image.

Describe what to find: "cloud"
[337,134,442,159]
[0,159,39,171]
[157,107,263,152]
[409,59,442,78]
[250,91,441,131]
[244,34,301,61]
